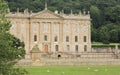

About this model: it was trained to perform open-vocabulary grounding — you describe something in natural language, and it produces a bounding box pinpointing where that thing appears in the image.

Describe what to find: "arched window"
[34,35,37,42]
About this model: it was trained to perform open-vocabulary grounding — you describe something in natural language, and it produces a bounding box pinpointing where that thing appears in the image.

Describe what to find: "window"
[66,45,70,52]
[44,23,48,32]
[84,36,87,42]
[21,24,25,32]
[84,45,87,52]
[55,45,59,51]
[74,24,78,32]
[54,36,58,42]
[75,36,78,42]
[64,24,69,32]
[54,24,59,32]
[44,35,47,41]
[34,35,37,42]
[66,36,69,42]
[75,45,78,52]
[33,24,37,32]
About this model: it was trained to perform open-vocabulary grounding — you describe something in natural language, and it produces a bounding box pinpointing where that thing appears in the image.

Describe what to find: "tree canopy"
[4,0,120,43]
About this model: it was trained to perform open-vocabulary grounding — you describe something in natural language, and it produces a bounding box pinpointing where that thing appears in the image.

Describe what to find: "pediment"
[30,10,63,19]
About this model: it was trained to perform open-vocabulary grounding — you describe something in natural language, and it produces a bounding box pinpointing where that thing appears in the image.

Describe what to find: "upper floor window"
[84,36,87,42]
[54,36,58,42]
[33,24,37,32]
[64,24,69,32]
[44,23,48,32]
[53,24,59,32]
[44,35,47,41]
[74,24,78,32]
[75,36,78,42]
[66,36,69,42]
[34,35,37,42]
[21,24,25,32]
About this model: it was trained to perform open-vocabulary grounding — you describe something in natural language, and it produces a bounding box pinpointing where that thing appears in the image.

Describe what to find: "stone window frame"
[75,36,78,42]
[44,35,47,41]
[84,36,87,42]
[54,35,58,42]
[75,45,78,52]
[34,35,37,42]
[66,36,69,42]
[84,45,87,52]
[55,45,59,51]
[66,45,70,52]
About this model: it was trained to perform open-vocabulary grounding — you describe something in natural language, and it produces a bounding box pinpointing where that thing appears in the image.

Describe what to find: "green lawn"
[21,66,120,75]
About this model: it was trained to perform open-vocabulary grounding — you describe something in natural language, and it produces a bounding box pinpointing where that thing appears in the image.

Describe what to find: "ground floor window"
[84,45,87,52]
[66,45,70,52]
[55,45,59,51]
[75,45,78,52]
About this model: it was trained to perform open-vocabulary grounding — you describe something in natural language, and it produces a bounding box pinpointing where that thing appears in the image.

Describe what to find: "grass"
[21,66,120,75]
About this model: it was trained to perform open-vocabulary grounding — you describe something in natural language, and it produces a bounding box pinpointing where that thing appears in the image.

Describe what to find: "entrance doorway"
[44,44,48,52]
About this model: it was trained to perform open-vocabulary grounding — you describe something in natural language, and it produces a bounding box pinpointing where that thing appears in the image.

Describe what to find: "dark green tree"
[0,0,27,75]
[99,26,110,44]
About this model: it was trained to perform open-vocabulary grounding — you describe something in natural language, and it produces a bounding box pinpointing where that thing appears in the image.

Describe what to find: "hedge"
[92,44,120,48]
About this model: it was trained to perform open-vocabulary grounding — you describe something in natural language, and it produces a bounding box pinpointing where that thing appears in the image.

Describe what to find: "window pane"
[66,45,70,52]
[84,45,87,52]
[55,45,59,51]
[54,24,58,32]
[54,36,58,42]
[75,36,78,42]
[75,45,78,52]
[34,35,37,42]
[44,35,47,41]
[84,36,87,42]
[44,23,47,32]
[66,36,69,42]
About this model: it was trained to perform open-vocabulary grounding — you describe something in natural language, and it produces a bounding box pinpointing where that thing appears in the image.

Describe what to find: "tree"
[90,6,102,28]
[99,26,110,44]
[0,1,27,75]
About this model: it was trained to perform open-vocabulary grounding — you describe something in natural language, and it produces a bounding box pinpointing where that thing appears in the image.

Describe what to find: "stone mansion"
[7,6,91,59]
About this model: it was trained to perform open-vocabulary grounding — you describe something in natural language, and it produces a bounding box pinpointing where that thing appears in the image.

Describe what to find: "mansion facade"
[7,7,91,59]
